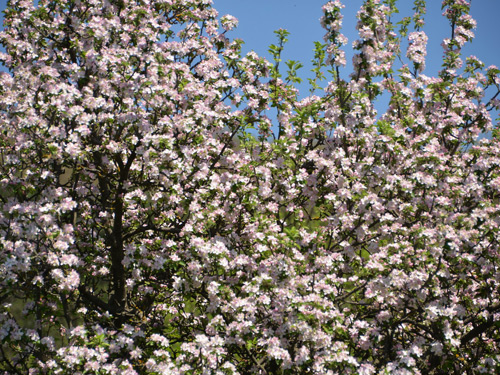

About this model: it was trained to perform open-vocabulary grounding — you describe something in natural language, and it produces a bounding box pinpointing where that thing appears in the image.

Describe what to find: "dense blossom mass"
[0,0,499,373]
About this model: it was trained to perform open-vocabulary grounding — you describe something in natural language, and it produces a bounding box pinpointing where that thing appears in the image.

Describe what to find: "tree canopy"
[0,0,499,374]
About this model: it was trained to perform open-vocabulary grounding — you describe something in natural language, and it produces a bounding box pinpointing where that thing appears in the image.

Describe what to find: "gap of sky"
[212,0,499,86]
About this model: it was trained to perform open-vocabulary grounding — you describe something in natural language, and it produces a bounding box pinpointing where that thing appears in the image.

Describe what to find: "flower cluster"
[406,31,428,72]
[320,0,348,67]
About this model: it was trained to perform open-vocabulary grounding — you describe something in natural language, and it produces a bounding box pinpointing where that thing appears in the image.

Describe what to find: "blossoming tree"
[1,0,499,373]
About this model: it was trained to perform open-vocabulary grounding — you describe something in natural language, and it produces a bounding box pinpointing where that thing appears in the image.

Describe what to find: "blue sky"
[213,0,500,100]
[1,0,499,101]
